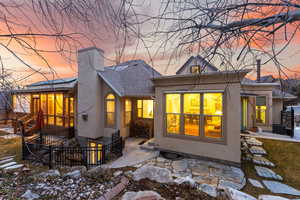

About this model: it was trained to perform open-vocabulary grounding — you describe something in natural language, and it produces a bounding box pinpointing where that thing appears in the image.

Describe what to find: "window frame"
[163,91,225,143]
[124,99,132,126]
[105,93,116,128]
[136,99,154,119]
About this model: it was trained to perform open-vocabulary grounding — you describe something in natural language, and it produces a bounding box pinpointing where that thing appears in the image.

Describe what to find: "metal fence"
[22,130,123,169]
[273,108,294,137]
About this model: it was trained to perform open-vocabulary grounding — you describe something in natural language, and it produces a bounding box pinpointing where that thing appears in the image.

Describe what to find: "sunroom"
[153,69,250,164]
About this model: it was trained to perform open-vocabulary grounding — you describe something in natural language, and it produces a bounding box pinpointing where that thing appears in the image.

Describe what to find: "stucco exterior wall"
[242,85,273,131]
[272,99,283,125]
[153,76,243,164]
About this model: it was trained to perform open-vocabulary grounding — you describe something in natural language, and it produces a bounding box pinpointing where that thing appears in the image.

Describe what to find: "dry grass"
[0,135,22,161]
[242,138,300,198]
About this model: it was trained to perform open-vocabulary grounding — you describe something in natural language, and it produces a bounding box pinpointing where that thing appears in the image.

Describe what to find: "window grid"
[165,92,223,140]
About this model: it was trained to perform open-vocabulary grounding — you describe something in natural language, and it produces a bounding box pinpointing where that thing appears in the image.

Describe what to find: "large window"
[256,96,267,124]
[13,94,31,113]
[165,92,223,140]
[105,93,115,127]
[137,99,154,119]
[124,99,132,126]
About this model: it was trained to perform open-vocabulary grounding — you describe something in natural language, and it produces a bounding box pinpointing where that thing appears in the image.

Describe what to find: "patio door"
[241,97,248,130]
[32,96,40,116]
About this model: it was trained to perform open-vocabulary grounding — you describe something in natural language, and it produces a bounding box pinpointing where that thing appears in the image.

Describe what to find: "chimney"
[77,46,105,139]
[256,59,261,83]
[78,47,105,71]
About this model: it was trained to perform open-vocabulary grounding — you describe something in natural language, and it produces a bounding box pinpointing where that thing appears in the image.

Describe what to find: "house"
[10,47,296,165]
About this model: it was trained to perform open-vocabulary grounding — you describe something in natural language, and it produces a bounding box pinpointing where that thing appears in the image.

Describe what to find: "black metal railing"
[22,129,123,169]
[273,108,295,137]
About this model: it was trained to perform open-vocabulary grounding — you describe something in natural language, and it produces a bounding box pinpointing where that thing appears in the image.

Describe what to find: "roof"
[259,75,277,83]
[176,55,219,74]
[241,77,279,86]
[272,88,297,99]
[14,77,77,93]
[98,60,161,97]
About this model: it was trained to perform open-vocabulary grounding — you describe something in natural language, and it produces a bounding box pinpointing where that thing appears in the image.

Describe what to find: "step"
[0,161,17,169]
[0,158,14,165]
[4,164,24,171]
[0,155,15,161]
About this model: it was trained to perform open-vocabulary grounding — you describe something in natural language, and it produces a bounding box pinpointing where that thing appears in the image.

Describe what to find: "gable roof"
[98,60,161,97]
[176,55,218,74]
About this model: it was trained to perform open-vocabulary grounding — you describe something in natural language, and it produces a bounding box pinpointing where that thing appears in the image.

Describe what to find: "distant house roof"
[272,88,297,99]
[259,75,277,83]
[98,60,161,97]
[14,77,77,93]
[176,55,219,74]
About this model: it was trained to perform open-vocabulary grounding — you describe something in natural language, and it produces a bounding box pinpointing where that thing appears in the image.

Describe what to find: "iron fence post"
[49,146,52,169]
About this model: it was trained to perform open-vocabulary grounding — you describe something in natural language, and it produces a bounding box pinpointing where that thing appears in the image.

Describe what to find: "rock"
[248,178,264,189]
[0,161,17,169]
[87,166,103,175]
[194,176,219,187]
[249,146,267,155]
[198,184,218,197]
[253,156,275,167]
[64,170,81,179]
[122,191,165,200]
[21,190,40,200]
[255,166,283,181]
[113,170,123,177]
[191,165,210,176]
[133,165,173,183]
[246,138,263,146]
[224,187,257,200]
[219,179,245,190]
[174,175,195,186]
[263,180,300,196]
[40,169,60,177]
[172,159,188,172]
[258,195,290,200]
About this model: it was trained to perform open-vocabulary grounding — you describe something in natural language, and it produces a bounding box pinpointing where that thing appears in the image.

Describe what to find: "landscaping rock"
[113,170,123,177]
[224,187,257,200]
[248,178,264,189]
[64,170,81,179]
[219,179,245,190]
[255,166,283,181]
[253,156,275,167]
[263,180,300,196]
[40,169,61,177]
[174,175,195,186]
[133,165,173,183]
[194,176,218,187]
[191,165,210,176]
[198,183,218,197]
[172,159,188,172]
[21,190,40,200]
[249,146,267,155]
[258,195,290,200]
[122,191,165,200]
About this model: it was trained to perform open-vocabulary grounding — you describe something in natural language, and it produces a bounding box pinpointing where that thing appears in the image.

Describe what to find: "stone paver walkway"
[249,146,267,155]
[252,156,275,167]
[134,157,246,190]
[103,138,159,168]
[263,181,300,196]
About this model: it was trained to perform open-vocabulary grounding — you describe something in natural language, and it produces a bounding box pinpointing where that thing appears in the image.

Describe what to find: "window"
[89,142,103,164]
[256,96,267,124]
[190,65,201,74]
[105,93,115,127]
[137,99,154,119]
[124,99,132,126]
[12,94,31,113]
[165,92,224,140]
[203,93,223,139]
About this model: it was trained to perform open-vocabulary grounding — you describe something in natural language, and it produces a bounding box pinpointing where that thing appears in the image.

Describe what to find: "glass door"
[241,97,248,130]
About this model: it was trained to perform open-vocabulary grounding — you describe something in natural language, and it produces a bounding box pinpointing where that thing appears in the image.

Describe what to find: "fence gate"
[281,108,294,137]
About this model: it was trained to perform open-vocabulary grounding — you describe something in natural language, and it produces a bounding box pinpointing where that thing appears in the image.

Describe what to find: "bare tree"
[137,0,300,77]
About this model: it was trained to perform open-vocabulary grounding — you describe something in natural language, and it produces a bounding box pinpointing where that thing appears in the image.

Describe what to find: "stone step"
[255,166,283,181]
[0,158,14,165]
[4,164,24,171]
[140,144,155,151]
[0,155,15,161]
[253,156,275,167]
[0,161,17,169]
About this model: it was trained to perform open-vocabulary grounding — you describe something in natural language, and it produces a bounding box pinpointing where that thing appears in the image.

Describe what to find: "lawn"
[242,138,300,198]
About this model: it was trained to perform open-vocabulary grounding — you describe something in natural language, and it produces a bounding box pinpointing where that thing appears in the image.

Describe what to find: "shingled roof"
[98,60,161,97]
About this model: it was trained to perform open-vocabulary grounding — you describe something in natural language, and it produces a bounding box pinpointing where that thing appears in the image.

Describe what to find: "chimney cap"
[78,46,104,54]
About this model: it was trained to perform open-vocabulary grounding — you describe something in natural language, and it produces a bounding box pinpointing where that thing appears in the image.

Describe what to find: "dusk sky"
[1,0,300,85]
